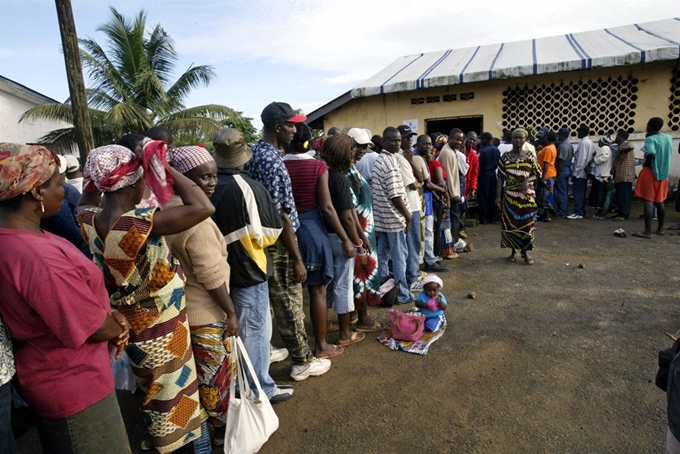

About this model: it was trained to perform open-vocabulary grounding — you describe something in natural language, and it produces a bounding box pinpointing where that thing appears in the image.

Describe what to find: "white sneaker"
[290,357,331,382]
[270,346,289,364]
[269,385,294,404]
[410,281,421,291]
[454,238,466,253]
[567,214,584,220]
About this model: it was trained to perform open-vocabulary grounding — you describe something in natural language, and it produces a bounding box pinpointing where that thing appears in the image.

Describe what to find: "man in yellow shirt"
[536,131,558,222]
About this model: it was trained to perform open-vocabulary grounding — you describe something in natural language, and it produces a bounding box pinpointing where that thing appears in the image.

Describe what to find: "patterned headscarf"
[512,128,529,138]
[83,140,175,205]
[83,144,143,194]
[0,143,57,201]
[170,146,215,174]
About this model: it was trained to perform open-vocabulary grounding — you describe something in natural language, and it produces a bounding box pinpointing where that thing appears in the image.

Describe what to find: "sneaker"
[270,385,294,404]
[290,358,331,382]
[612,216,627,221]
[424,262,448,272]
[410,281,421,291]
[567,214,584,220]
[270,346,289,364]
[454,238,466,253]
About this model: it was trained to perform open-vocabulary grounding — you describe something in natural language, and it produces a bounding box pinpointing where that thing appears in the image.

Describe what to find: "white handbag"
[224,336,279,454]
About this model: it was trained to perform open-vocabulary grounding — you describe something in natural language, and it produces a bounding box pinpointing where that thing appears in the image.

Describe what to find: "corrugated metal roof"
[351,18,680,98]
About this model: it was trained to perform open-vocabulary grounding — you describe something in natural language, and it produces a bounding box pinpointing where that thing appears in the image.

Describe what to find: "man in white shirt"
[568,125,594,219]
[64,155,84,193]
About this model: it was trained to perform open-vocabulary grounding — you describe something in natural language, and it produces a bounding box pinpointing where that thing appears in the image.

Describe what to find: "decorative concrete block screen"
[669,68,680,132]
[501,76,639,136]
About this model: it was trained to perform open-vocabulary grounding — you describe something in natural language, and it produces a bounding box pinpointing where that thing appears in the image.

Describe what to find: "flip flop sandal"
[656,230,665,236]
[327,321,340,333]
[141,440,154,452]
[349,317,358,326]
[507,253,517,262]
[338,331,366,347]
[632,232,652,239]
[356,322,384,333]
[317,344,344,359]
[524,256,535,265]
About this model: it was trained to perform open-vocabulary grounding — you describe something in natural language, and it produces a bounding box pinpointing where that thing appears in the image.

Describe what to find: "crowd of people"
[0,101,677,453]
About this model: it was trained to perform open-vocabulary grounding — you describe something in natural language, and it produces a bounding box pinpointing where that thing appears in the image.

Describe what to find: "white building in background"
[0,75,73,145]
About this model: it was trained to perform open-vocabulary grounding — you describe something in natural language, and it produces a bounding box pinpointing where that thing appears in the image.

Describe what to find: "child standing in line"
[414,274,447,332]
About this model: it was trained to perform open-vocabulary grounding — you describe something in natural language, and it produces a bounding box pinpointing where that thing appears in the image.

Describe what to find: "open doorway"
[426,115,483,136]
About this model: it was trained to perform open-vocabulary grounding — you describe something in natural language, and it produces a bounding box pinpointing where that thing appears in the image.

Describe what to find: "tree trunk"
[54,0,94,163]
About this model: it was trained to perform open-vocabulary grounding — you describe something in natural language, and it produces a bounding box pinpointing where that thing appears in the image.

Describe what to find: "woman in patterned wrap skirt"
[78,135,215,453]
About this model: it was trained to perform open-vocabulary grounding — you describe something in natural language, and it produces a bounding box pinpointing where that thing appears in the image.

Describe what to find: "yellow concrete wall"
[324,60,678,138]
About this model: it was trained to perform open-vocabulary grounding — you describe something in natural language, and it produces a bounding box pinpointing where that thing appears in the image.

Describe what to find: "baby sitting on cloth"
[414,274,448,332]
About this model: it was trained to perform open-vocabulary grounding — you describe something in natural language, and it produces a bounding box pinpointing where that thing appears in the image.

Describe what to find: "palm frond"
[98,7,147,87]
[163,104,241,122]
[34,128,78,154]
[145,24,176,84]
[165,65,215,106]
[106,102,153,133]
[20,103,74,124]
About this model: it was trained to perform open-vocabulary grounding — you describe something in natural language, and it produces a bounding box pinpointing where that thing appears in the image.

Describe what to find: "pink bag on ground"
[389,310,425,341]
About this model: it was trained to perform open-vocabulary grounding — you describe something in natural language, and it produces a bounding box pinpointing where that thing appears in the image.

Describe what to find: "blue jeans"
[327,233,355,315]
[405,211,421,285]
[230,282,277,399]
[554,166,571,216]
[0,382,16,454]
[572,177,588,216]
[377,229,411,303]
[424,215,436,265]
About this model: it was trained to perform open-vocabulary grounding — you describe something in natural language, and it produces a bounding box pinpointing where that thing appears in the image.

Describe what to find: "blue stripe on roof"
[565,34,587,69]
[634,23,680,46]
[532,39,538,75]
[604,28,646,63]
[459,46,480,83]
[416,50,452,89]
[568,33,592,69]
[488,43,505,79]
[379,54,425,94]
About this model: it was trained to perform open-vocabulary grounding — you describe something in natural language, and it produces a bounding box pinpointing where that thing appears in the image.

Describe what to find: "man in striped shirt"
[372,127,413,304]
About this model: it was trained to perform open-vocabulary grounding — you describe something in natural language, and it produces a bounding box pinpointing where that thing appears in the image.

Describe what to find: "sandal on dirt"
[141,440,154,452]
[327,321,340,333]
[507,253,517,262]
[317,344,344,359]
[349,316,358,326]
[338,331,365,347]
[632,232,652,239]
[524,256,534,265]
[356,322,384,333]
[656,230,665,236]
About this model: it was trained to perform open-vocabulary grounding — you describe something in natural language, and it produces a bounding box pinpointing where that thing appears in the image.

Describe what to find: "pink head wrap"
[170,146,215,174]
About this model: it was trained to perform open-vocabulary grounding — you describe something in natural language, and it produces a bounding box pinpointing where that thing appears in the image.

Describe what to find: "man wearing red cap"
[245,102,332,381]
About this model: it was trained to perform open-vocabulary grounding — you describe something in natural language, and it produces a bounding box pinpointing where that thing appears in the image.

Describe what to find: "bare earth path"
[14,201,680,453]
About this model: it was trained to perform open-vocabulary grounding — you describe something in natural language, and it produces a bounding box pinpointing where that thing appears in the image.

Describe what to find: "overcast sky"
[1,0,678,128]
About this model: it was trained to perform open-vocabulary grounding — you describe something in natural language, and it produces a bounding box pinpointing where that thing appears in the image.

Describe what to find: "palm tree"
[21,7,243,153]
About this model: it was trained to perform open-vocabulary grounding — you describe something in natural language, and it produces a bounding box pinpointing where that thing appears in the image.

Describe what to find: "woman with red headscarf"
[78,135,215,454]
[0,143,131,454]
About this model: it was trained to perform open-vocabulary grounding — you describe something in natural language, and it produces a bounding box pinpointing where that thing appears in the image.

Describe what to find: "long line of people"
[0,104,675,453]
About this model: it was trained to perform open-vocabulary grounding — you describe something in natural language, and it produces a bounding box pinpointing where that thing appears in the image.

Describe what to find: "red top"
[0,229,113,418]
[464,149,479,197]
[284,157,329,213]
[427,160,446,182]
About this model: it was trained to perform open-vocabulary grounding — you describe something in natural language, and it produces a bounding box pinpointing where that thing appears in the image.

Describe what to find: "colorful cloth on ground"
[378,314,446,355]
[245,140,300,231]
[346,165,380,309]
[0,142,56,201]
[189,321,234,426]
[498,151,542,251]
[79,207,206,453]
[170,146,215,174]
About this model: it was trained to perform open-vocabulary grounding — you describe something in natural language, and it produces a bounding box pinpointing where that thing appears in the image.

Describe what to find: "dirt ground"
[13,200,680,454]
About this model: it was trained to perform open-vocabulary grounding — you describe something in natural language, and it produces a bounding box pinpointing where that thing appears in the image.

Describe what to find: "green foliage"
[20,7,243,154]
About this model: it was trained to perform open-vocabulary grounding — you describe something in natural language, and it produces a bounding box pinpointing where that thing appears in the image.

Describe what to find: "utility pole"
[54,0,94,163]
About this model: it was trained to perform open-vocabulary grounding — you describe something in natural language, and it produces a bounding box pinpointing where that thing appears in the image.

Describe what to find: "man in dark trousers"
[476,132,500,224]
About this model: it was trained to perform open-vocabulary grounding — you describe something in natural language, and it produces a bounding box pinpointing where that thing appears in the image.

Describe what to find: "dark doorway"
[426,115,483,136]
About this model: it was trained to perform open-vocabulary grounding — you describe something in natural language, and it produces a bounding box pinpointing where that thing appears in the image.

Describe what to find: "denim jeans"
[327,233,356,315]
[405,211,421,285]
[615,182,633,219]
[554,166,571,216]
[0,382,16,454]
[572,177,588,216]
[424,214,436,265]
[36,391,130,454]
[377,229,411,303]
[230,282,277,399]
